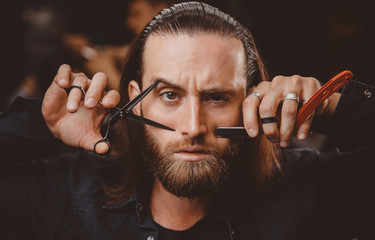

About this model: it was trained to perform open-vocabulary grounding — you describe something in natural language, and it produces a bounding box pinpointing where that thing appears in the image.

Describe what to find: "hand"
[243,75,340,147]
[42,64,120,154]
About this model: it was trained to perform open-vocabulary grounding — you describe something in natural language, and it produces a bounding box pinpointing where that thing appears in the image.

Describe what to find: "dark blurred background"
[0,0,374,111]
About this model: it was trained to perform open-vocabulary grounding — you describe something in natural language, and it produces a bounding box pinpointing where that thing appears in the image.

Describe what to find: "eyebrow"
[151,77,184,91]
[151,77,238,96]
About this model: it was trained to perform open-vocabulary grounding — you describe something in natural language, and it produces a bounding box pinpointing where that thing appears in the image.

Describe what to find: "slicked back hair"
[120,1,268,95]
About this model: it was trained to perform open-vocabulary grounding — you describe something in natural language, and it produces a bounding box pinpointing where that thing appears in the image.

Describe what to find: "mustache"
[159,136,223,156]
[139,126,240,163]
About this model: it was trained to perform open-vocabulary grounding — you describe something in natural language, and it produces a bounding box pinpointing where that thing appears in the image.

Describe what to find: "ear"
[128,80,141,115]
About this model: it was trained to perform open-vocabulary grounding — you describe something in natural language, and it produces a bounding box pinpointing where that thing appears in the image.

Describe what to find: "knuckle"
[291,74,302,79]
[272,75,284,83]
[259,102,273,115]
[94,72,108,83]
[256,80,270,88]
[289,75,301,86]
[309,77,320,89]
[76,72,87,78]
[61,64,71,69]
[304,79,315,90]
[59,64,71,72]
[74,75,87,84]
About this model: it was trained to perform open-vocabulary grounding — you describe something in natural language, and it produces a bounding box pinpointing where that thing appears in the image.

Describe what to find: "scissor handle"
[93,139,112,157]
[64,85,123,157]
[296,70,353,129]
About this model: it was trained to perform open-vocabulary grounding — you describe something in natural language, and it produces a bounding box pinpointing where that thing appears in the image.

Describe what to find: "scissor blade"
[126,114,175,131]
[215,127,263,138]
[122,81,160,113]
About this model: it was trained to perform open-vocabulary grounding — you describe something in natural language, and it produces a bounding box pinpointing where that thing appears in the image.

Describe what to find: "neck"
[150,180,211,230]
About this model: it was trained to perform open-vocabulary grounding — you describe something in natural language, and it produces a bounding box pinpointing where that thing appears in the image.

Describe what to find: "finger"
[85,72,108,108]
[101,90,121,109]
[55,64,72,88]
[259,94,280,143]
[81,131,110,154]
[279,99,298,147]
[44,65,72,113]
[243,81,271,137]
[66,74,89,112]
[94,141,110,156]
[296,77,320,139]
[243,93,262,137]
[297,111,314,140]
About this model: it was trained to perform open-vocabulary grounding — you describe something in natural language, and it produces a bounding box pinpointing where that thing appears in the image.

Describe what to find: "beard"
[140,129,239,198]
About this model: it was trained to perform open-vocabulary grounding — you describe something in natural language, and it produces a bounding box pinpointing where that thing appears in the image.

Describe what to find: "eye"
[161,91,178,101]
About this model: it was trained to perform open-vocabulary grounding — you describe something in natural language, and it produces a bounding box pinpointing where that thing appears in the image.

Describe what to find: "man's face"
[129,33,247,197]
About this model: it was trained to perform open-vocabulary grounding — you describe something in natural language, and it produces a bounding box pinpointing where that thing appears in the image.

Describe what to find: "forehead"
[142,33,246,90]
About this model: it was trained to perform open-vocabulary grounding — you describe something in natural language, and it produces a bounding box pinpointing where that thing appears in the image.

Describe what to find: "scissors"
[65,80,175,156]
[214,70,353,138]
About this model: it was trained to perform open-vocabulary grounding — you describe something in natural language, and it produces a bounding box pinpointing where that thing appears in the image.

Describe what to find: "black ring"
[64,85,86,96]
[93,139,111,157]
[260,117,277,124]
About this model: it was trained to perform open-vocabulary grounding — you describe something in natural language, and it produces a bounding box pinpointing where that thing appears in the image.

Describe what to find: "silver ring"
[284,93,299,104]
[249,92,262,102]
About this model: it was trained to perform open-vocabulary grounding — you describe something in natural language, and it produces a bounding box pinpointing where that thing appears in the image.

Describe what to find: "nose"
[177,98,208,138]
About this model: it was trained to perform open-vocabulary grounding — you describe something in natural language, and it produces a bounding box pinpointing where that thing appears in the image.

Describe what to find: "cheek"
[141,100,176,146]
[141,99,176,127]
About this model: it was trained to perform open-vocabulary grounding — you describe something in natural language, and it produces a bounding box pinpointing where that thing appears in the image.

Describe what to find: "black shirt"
[154,215,230,240]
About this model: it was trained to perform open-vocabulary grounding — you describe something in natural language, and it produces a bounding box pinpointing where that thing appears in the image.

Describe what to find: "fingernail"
[298,133,306,140]
[280,141,289,148]
[248,128,256,137]
[85,98,96,108]
[67,101,78,110]
[58,78,67,86]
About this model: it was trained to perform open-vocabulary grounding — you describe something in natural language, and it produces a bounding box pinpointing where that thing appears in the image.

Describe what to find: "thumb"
[94,141,111,156]
[82,132,110,156]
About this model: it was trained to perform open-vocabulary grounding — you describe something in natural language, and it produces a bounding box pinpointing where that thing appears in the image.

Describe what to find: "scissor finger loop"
[65,85,86,97]
[93,138,112,157]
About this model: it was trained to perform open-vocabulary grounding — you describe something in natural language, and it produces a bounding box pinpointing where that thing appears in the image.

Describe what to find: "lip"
[174,146,210,162]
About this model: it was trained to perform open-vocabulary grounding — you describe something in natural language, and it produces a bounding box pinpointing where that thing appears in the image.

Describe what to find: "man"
[1,2,375,239]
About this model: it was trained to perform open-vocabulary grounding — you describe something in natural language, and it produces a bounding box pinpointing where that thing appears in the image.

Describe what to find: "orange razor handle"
[296,70,353,129]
